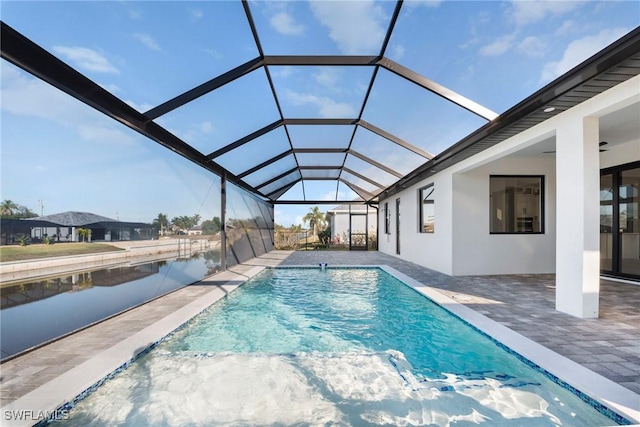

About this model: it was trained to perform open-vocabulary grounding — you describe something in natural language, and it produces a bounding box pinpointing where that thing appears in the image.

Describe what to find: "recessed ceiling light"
[543,107,556,113]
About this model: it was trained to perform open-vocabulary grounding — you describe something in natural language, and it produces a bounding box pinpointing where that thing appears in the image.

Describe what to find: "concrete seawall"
[0,239,220,285]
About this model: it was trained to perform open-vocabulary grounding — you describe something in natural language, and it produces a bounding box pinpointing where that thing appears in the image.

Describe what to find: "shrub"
[16,234,29,246]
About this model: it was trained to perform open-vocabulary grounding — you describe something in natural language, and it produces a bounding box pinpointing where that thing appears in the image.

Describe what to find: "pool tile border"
[376,265,640,425]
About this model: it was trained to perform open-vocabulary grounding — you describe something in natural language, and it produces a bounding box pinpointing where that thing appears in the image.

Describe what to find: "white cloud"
[555,20,576,37]
[128,9,141,20]
[100,83,122,94]
[203,48,222,59]
[271,66,295,79]
[189,8,203,20]
[77,124,135,144]
[508,0,583,26]
[200,121,214,134]
[517,36,547,57]
[125,99,155,113]
[391,44,406,60]
[459,36,480,51]
[270,11,304,35]
[312,68,340,88]
[310,1,386,54]
[52,46,119,74]
[133,33,161,52]
[0,62,135,146]
[479,34,515,57]
[176,120,215,144]
[321,191,337,201]
[405,0,443,8]
[285,90,356,118]
[540,27,630,82]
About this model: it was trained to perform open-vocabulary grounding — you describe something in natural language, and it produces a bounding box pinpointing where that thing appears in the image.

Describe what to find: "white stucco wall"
[378,156,556,276]
[378,173,454,275]
[378,74,639,277]
[451,157,556,275]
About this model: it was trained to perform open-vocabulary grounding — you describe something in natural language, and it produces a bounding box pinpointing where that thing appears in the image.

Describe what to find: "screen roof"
[2,1,638,204]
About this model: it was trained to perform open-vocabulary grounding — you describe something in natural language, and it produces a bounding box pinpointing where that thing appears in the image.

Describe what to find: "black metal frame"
[600,161,640,280]
[489,175,545,235]
[2,1,638,208]
[418,183,435,234]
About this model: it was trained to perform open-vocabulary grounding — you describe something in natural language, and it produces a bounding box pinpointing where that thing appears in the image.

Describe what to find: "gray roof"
[25,211,116,227]
[328,204,371,213]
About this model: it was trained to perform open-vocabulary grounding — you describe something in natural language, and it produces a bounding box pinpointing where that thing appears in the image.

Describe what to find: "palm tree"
[1,199,19,217]
[153,213,169,236]
[77,228,91,242]
[302,206,326,236]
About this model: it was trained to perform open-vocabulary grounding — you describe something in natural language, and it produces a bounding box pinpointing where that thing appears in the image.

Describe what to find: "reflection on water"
[0,249,221,360]
[1,263,163,310]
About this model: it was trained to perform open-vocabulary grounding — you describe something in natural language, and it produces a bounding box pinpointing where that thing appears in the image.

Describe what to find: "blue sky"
[1,1,638,226]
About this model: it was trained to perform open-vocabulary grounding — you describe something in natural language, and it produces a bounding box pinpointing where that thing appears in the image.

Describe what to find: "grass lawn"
[0,242,124,262]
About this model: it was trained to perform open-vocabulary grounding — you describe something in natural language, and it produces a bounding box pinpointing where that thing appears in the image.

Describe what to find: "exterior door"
[349,213,368,251]
[395,198,401,255]
[601,162,640,279]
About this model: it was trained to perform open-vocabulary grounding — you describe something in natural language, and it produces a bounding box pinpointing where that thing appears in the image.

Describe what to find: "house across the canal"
[0,211,156,244]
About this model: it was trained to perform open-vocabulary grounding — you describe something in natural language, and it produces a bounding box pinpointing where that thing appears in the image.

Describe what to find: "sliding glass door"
[601,162,640,279]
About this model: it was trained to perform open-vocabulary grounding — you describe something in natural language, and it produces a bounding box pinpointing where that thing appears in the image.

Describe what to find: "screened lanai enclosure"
[2,1,639,267]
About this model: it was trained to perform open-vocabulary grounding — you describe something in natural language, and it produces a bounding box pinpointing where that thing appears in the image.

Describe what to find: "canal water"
[0,250,221,360]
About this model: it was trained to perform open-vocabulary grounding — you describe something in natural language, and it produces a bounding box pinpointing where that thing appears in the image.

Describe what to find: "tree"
[302,206,326,236]
[16,205,37,218]
[77,228,91,242]
[152,213,169,236]
[0,200,37,219]
[170,214,200,234]
[201,216,221,235]
[1,200,19,217]
[318,228,331,245]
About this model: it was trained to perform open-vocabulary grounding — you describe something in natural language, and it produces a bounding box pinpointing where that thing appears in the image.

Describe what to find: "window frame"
[418,183,435,234]
[489,175,545,235]
[384,202,390,234]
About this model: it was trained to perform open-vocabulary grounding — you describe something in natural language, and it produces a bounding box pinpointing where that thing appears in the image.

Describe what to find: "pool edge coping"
[376,264,640,425]
[3,262,638,426]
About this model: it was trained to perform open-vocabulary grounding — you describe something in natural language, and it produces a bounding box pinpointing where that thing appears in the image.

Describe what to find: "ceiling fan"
[543,141,608,154]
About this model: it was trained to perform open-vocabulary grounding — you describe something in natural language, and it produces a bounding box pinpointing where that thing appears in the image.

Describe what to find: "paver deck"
[0,249,638,418]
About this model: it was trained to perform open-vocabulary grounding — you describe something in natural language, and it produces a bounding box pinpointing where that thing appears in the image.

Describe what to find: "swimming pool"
[51,267,628,426]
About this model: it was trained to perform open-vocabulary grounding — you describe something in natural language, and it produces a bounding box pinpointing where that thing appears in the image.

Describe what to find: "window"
[384,202,390,234]
[490,176,544,233]
[419,184,434,233]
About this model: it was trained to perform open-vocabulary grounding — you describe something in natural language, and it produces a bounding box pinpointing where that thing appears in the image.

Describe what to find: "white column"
[555,116,600,318]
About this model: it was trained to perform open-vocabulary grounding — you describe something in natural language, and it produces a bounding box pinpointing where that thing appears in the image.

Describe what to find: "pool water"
[54,268,625,426]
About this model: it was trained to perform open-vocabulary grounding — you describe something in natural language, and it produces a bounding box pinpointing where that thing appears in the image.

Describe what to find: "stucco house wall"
[378,74,639,278]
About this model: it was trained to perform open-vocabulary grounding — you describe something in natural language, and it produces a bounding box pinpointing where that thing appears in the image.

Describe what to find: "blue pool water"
[54,268,625,426]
